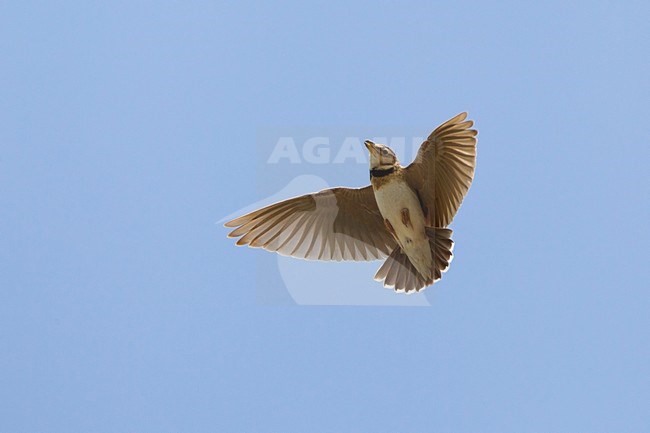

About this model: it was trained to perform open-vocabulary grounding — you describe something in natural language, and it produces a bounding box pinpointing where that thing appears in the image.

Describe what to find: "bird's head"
[365,140,399,170]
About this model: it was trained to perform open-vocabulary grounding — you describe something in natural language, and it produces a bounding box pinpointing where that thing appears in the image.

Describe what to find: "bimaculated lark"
[225,112,477,293]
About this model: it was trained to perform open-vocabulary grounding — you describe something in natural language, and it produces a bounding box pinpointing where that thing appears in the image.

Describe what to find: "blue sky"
[2,1,649,432]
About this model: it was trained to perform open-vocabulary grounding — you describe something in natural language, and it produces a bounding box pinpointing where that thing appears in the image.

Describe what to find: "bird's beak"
[364,140,376,152]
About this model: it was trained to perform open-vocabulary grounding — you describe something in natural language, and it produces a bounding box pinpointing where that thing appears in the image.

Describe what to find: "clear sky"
[2,1,649,432]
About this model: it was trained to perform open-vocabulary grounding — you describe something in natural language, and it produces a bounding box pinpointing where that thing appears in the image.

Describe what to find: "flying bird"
[225,112,477,293]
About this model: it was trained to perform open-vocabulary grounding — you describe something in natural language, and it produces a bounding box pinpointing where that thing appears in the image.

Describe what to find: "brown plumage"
[225,112,478,293]
[401,208,412,228]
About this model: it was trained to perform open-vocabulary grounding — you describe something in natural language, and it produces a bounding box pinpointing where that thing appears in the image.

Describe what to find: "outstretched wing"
[404,112,478,227]
[225,186,397,261]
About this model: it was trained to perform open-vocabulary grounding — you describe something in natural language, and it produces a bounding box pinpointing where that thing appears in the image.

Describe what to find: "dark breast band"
[370,167,395,180]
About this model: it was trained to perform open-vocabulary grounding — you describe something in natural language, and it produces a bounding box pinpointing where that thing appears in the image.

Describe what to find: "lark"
[225,113,477,293]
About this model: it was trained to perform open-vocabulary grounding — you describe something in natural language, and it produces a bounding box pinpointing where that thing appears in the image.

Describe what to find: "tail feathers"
[426,227,454,282]
[374,246,427,293]
[374,227,454,294]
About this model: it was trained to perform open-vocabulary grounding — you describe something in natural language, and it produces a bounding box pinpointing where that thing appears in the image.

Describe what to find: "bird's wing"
[404,112,477,227]
[225,186,397,261]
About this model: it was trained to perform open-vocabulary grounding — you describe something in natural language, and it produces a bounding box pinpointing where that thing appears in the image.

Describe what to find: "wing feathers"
[225,186,397,262]
[405,112,478,227]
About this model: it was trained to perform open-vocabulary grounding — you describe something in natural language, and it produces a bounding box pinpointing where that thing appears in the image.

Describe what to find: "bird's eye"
[382,149,388,155]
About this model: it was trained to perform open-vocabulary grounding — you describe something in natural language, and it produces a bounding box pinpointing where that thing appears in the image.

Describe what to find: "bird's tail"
[374,227,454,293]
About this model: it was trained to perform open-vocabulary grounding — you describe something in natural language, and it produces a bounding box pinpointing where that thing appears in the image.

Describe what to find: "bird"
[224,112,477,293]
